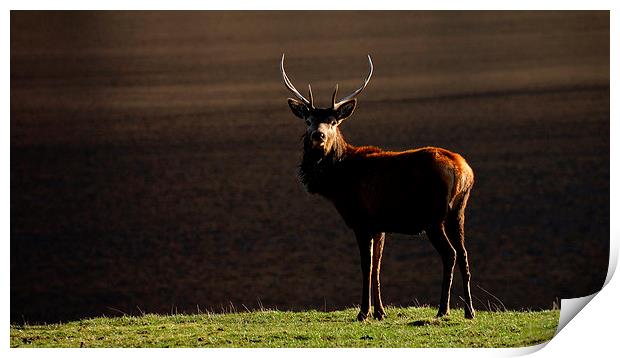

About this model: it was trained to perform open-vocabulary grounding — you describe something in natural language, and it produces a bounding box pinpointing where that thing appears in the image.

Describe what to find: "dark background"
[11,11,609,323]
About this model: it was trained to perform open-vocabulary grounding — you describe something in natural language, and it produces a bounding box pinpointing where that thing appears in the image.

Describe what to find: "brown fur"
[286,63,475,320]
[297,121,476,321]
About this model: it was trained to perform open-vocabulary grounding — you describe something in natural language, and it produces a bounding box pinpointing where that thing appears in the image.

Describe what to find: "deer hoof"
[357,311,370,321]
[465,309,475,319]
[373,310,387,320]
[436,309,450,318]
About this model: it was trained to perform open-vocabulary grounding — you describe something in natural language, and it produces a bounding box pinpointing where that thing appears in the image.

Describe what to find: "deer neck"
[299,129,351,194]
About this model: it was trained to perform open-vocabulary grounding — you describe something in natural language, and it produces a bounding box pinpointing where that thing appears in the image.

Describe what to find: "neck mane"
[298,128,380,194]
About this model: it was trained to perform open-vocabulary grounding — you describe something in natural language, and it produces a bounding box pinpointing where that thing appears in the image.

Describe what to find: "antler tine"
[308,84,314,109]
[331,84,339,108]
[334,54,373,107]
[280,54,311,106]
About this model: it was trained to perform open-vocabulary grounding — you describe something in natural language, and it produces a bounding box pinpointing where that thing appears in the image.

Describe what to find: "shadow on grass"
[408,317,458,327]
[409,319,439,327]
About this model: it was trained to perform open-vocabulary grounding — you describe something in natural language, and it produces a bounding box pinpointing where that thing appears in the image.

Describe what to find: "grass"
[10,306,559,348]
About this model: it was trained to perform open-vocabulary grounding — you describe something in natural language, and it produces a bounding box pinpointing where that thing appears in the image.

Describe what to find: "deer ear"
[335,99,357,121]
[288,98,309,119]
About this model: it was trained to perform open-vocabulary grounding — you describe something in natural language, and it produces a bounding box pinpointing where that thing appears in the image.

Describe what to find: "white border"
[3,0,618,10]
[5,2,616,357]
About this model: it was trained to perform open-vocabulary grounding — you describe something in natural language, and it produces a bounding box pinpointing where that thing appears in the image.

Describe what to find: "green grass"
[11,306,559,348]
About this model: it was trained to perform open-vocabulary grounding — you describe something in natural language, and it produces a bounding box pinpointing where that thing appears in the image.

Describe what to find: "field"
[10,306,559,348]
[10,11,609,324]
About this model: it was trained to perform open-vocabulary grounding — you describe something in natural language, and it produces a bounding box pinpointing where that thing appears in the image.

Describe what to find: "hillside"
[11,306,559,348]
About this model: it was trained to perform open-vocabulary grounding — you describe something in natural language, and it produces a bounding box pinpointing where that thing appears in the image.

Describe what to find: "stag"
[281,54,475,321]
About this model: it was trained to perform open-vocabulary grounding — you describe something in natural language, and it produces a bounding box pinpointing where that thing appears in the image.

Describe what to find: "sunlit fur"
[289,91,475,322]
[299,122,474,236]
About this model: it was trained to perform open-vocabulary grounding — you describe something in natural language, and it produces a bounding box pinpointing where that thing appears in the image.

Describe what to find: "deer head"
[281,54,373,156]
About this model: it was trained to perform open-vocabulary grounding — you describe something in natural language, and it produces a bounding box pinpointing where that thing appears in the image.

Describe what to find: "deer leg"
[446,211,475,319]
[455,243,475,319]
[372,233,386,320]
[355,231,373,321]
[428,225,456,318]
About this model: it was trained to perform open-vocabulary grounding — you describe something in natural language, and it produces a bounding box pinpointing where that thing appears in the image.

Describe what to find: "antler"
[332,54,373,108]
[280,54,314,108]
[331,84,339,108]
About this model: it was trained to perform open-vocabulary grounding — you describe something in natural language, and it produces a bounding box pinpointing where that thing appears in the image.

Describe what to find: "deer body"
[301,143,473,235]
[282,54,475,321]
